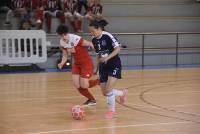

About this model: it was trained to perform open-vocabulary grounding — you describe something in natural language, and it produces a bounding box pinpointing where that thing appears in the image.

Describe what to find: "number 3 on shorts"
[113,69,117,75]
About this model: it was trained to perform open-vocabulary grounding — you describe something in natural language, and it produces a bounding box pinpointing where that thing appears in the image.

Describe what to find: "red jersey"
[88,4,102,15]
[31,0,44,9]
[11,0,30,9]
[63,0,78,13]
[44,0,62,12]
[60,34,92,65]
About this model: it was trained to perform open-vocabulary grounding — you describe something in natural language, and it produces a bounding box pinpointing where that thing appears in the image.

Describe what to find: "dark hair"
[98,19,108,30]
[89,20,108,30]
[56,24,69,34]
[89,20,101,29]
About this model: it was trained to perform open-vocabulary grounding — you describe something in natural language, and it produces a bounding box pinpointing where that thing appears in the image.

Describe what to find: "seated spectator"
[36,0,65,33]
[4,0,31,29]
[20,9,32,30]
[31,0,44,29]
[77,0,88,15]
[85,0,108,30]
[85,0,103,21]
[63,0,84,33]
[0,0,11,14]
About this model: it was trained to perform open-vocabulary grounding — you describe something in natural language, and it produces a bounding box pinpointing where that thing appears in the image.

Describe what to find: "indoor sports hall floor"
[0,68,200,134]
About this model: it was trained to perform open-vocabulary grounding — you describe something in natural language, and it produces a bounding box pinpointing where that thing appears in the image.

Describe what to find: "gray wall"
[39,33,200,69]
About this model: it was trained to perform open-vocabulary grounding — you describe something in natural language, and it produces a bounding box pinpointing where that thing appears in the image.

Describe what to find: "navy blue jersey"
[92,31,121,65]
[92,31,122,82]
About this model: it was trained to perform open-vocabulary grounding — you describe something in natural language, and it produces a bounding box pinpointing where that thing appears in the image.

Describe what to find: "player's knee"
[73,82,80,89]
[80,83,89,89]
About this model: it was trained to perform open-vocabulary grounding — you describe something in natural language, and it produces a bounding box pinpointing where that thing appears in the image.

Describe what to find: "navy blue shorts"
[99,62,122,83]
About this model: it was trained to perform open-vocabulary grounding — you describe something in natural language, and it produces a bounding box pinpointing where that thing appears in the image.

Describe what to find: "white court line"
[1,90,200,102]
[26,121,190,134]
[7,103,200,117]
[125,103,200,109]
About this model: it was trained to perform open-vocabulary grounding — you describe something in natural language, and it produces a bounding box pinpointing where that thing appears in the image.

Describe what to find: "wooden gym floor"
[0,68,200,134]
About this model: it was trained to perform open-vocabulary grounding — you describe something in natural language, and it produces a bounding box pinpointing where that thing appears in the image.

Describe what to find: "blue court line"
[122,64,200,70]
[121,52,200,56]
[0,51,200,74]
[0,64,200,74]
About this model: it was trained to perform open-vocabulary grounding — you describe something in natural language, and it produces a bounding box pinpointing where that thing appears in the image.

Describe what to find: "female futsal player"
[89,21,128,119]
[56,24,99,106]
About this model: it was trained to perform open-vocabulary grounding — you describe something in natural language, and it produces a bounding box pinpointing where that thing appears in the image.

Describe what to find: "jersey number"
[113,70,117,75]
[98,44,101,50]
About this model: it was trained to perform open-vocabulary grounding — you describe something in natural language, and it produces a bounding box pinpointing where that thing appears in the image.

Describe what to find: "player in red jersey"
[56,24,99,106]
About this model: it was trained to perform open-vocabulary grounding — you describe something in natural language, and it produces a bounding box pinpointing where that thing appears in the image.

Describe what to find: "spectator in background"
[63,0,84,33]
[31,0,44,29]
[0,0,11,14]
[4,0,31,29]
[85,0,108,30]
[20,9,32,30]
[38,0,65,33]
[77,0,88,15]
[85,0,103,21]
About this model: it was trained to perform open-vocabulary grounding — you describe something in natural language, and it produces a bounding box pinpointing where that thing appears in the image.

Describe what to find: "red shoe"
[119,89,128,104]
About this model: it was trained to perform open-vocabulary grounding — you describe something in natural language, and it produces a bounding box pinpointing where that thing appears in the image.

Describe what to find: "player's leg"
[98,65,117,118]
[72,73,95,105]
[109,66,127,103]
[72,74,80,89]
[82,61,99,88]
[104,67,128,119]
[104,76,118,119]
[88,78,99,88]
[72,64,90,102]
[100,83,106,95]
[80,77,96,106]
[79,62,96,106]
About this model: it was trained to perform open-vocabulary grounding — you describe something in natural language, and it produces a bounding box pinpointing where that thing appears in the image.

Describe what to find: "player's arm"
[99,34,121,63]
[58,47,68,69]
[82,39,95,50]
[99,46,121,63]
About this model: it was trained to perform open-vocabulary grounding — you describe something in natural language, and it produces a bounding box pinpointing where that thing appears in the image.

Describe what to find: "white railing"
[0,30,50,65]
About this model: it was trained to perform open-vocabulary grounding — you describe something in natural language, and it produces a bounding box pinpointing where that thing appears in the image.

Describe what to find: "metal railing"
[47,32,200,68]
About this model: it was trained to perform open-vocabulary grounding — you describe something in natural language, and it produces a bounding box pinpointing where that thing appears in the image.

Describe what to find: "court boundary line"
[139,80,200,118]
[1,90,200,102]
[26,121,190,134]
[116,78,200,124]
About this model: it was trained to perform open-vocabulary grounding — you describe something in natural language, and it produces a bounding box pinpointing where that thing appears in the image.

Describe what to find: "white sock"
[113,89,123,97]
[106,91,115,112]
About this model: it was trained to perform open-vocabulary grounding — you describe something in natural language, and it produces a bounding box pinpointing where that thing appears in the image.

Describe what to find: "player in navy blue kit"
[89,21,128,119]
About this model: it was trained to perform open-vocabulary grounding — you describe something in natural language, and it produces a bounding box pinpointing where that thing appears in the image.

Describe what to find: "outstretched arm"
[82,39,95,50]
